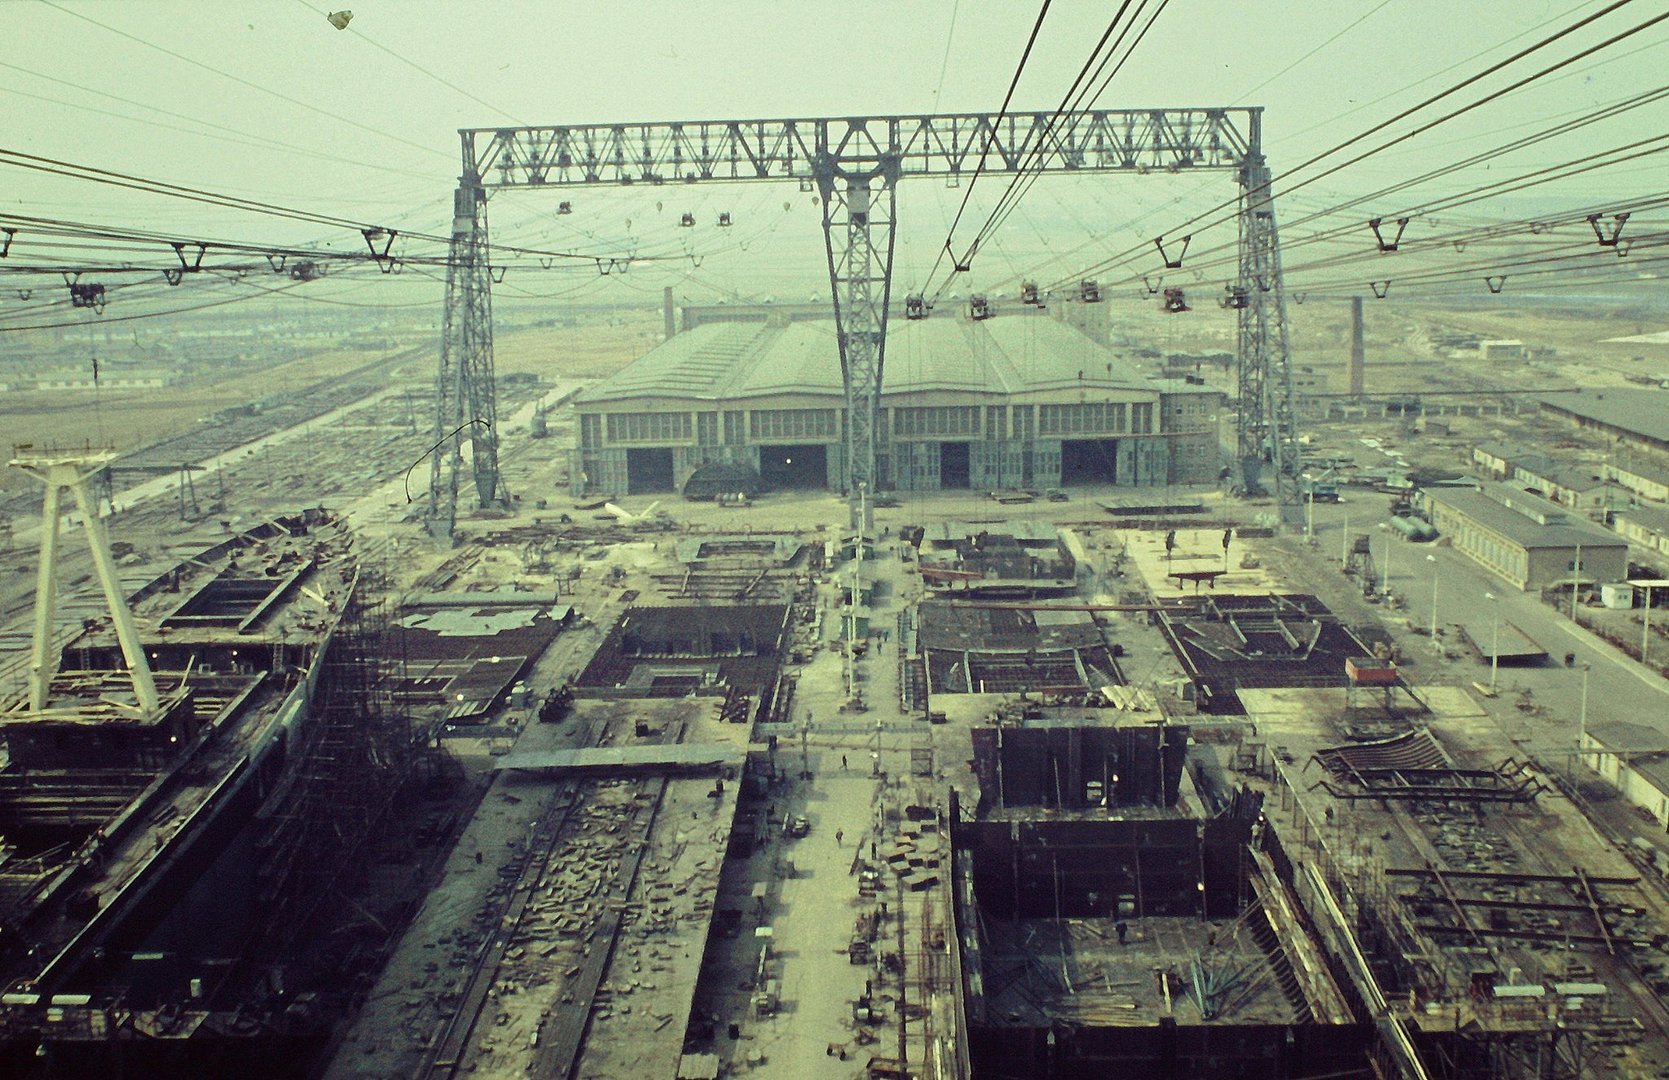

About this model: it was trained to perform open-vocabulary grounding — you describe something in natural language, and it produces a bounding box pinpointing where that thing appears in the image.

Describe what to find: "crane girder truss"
[469,110,1253,187]
[428,108,1300,535]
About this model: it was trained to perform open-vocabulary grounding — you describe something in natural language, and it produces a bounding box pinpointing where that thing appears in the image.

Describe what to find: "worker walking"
[835,829,844,847]
[841,754,848,770]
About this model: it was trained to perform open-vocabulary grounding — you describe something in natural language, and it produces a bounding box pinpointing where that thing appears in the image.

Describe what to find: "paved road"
[1300,498,1669,770]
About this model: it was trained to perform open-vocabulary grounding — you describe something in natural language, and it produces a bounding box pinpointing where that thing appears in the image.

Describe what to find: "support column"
[814,151,899,536]
[431,133,506,539]
[69,476,160,715]
[1235,109,1300,515]
[14,451,162,717]
[27,482,62,712]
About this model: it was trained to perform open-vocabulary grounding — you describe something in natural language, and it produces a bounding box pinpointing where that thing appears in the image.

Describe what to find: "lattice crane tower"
[429,109,1301,536]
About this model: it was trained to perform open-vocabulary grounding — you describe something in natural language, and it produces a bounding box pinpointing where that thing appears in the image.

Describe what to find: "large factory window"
[607,412,692,444]
[894,405,980,437]
[1039,402,1126,435]
[748,408,837,440]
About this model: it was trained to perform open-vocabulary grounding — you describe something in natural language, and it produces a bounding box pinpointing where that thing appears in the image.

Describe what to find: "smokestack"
[1348,295,1365,397]
[663,286,677,341]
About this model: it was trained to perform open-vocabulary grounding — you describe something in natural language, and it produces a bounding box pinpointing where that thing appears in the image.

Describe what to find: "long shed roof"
[576,313,1161,405]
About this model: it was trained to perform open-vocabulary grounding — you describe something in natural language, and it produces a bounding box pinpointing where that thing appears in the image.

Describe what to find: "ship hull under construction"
[0,508,362,1073]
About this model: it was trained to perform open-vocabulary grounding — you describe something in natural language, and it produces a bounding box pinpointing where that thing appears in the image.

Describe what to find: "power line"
[1227,0,1395,104]
[0,148,693,266]
[1046,0,1653,292]
[1094,91,1669,289]
[922,0,1140,304]
[919,0,1053,296]
[953,0,1170,288]
[290,0,533,127]
[40,0,454,164]
[0,274,320,331]
[0,59,440,185]
[932,0,963,106]
[1018,2,1661,289]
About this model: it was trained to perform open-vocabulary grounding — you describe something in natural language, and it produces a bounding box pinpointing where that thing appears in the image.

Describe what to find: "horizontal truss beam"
[464,109,1256,188]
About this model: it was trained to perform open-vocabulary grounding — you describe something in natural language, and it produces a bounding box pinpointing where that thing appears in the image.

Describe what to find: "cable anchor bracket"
[1588,213,1629,247]
[1368,217,1408,252]
[171,242,207,273]
[362,227,398,260]
[1154,234,1191,269]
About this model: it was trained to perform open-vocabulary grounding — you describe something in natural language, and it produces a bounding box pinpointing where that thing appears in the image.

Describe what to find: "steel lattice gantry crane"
[428,108,1301,536]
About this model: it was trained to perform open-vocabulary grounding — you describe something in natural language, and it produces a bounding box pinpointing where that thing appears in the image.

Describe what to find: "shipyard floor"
[15,360,1669,1080]
[328,494,965,1078]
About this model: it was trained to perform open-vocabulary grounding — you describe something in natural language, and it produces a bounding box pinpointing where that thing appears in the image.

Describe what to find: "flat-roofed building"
[1509,461,1619,515]
[1540,388,1669,456]
[1616,504,1669,559]
[1470,442,1556,482]
[1606,453,1669,503]
[1423,482,1628,590]
[1582,721,1669,828]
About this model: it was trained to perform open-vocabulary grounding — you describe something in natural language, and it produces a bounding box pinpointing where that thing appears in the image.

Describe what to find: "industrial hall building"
[569,303,1223,497]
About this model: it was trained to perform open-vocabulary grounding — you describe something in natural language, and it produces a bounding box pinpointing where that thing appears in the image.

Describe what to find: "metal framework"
[1235,115,1300,501]
[430,109,1299,534]
[430,178,506,534]
[11,448,161,717]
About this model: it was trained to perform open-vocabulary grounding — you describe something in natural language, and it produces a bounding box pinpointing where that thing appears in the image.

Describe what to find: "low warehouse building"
[1582,721,1669,828]
[1617,504,1669,559]
[1422,482,1628,590]
[1540,388,1669,456]
[568,307,1222,497]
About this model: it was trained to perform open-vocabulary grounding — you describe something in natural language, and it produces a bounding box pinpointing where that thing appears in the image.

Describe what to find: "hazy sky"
[4,0,1667,315]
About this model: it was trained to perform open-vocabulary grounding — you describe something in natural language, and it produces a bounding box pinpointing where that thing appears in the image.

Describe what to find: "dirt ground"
[0,311,661,499]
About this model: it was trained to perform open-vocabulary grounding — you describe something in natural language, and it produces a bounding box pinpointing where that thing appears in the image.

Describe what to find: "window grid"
[748,408,838,440]
[1037,402,1127,436]
[893,406,980,438]
[605,412,692,443]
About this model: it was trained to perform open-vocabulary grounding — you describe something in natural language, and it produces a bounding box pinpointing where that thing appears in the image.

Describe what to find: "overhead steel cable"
[290,0,533,126]
[1061,84,1669,289]
[1095,119,1669,289]
[0,149,689,265]
[1286,242,1669,299]
[1000,2,1643,293]
[952,0,1170,288]
[0,275,320,331]
[923,0,1143,305]
[918,0,1053,299]
[40,0,454,164]
[922,0,1136,304]
[1043,0,1654,292]
[0,59,442,184]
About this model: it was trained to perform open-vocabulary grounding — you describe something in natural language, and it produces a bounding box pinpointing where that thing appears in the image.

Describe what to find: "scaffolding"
[253,545,419,956]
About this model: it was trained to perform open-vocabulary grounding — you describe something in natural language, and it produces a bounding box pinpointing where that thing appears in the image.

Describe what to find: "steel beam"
[1235,110,1299,511]
[12,450,161,717]
[430,134,509,538]
[466,111,1253,186]
[813,151,898,533]
[429,107,1301,532]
